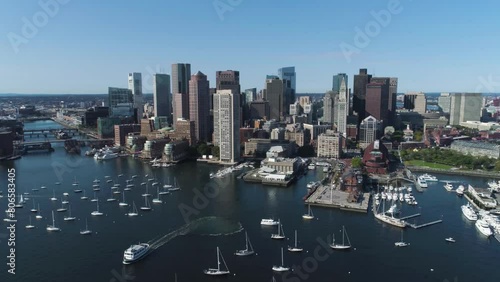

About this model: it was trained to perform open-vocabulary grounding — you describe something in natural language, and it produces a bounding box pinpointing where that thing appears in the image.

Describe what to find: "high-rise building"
[249,100,270,120]
[449,93,483,125]
[216,70,240,94]
[172,63,191,126]
[353,68,372,121]
[128,73,143,121]
[153,74,171,121]
[332,73,348,93]
[359,116,381,148]
[213,90,240,163]
[317,131,343,158]
[365,82,389,125]
[189,71,210,143]
[335,77,348,136]
[403,92,427,114]
[278,67,296,93]
[264,77,292,121]
[371,77,397,123]
[108,87,133,117]
[244,88,257,104]
[323,91,336,124]
[438,93,451,113]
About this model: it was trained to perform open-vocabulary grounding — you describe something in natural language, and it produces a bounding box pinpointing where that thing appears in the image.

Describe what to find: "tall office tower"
[335,77,348,136]
[216,70,240,94]
[403,92,427,114]
[353,68,372,121]
[244,88,257,104]
[365,82,390,126]
[189,71,210,143]
[171,63,191,126]
[438,93,451,113]
[213,90,240,163]
[323,91,336,124]
[108,87,133,117]
[264,77,291,121]
[359,115,381,147]
[371,77,397,123]
[128,72,143,121]
[332,73,348,93]
[449,93,483,125]
[278,67,296,93]
[153,74,171,120]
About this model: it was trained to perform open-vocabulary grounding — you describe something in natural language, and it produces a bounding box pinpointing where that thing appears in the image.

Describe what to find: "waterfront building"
[128,73,143,121]
[362,140,389,174]
[189,71,210,143]
[213,90,240,163]
[449,93,483,125]
[450,140,500,159]
[261,157,301,174]
[172,63,191,127]
[0,130,14,158]
[244,138,296,157]
[404,92,427,114]
[153,74,171,121]
[359,116,381,149]
[141,138,170,159]
[353,68,372,121]
[114,124,141,146]
[323,91,336,124]
[163,140,190,163]
[169,118,196,145]
[317,131,343,159]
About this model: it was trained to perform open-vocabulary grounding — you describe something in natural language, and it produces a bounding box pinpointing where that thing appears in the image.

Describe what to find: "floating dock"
[407,219,443,229]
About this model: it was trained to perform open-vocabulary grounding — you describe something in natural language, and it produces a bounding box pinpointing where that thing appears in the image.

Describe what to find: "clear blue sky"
[1,0,500,94]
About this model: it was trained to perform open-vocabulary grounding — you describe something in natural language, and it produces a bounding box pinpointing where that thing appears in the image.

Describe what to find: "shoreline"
[407,166,500,179]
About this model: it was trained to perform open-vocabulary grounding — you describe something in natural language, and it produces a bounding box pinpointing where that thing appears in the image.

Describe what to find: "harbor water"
[1,120,500,282]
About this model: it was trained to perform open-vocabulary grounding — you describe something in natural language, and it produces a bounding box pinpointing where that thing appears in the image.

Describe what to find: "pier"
[400,213,421,220]
[407,219,443,229]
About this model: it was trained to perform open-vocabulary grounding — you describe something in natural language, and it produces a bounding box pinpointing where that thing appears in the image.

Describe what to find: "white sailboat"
[168,177,180,192]
[330,226,351,250]
[25,216,35,229]
[141,183,151,197]
[57,198,67,212]
[235,231,255,256]
[302,204,314,219]
[152,187,163,204]
[272,247,290,272]
[271,220,285,240]
[91,201,103,216]
[30,199,37,212]
[35,204,43,219]
[14,195,24,208]
[127,201,139,216]
[80,218,92,235]
[140,196,152,211]
[46,211,61,232]
[395,230,409,247]
[80,189,88,200]
[91,192,98,202]
[64,205,76,221]
[288,230,303,252]
[203,247,230,276]
[119,192,128,206]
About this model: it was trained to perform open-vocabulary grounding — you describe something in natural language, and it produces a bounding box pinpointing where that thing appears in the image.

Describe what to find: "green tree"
[495,160,500,171]
[414,131,423,141]
[212,146,220,159]
[197,143,209,156]
[351,157,363,168]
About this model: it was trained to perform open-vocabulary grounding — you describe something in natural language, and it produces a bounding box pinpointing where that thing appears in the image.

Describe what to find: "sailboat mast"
[342,226,345,245]
[217,247,221,271]
[52,211,55,226]
[245,232,249,250]
[295,230,297,247]
[281,248,284,266]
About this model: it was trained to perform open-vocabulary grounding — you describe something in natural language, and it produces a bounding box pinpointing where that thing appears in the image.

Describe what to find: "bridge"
[22,128,81,138]
[22,139,114,145]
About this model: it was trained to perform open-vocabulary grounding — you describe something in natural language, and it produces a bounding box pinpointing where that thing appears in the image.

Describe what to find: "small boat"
[168,178,180,192]
[56,199,68,212]
[302,205,314,219]
[271,221,285,240]
[235,231,255,256]
[55,182,61,185]
[26,216,35,229]
[444,182,453,191]
[261,218,279,226]
[106,197,117,202]
[73,189,83,193]
[30,199,38,213]
[113,190,121,195]
[119,193,128,206]
[14,195,24,208]
[152,187,163,204]
[132,175,138,178]
[123,243,151,264]
[63,206,76,221]
[288,230,303,252]
[445,237,455,243]
[91,201,103,216]
[63,192,69,196]
[456,185,465,196]
[272,248,290,272]
[80,218,92,235]
[40,186,47,189]
[72,177,79,186]
[127,201,139,216]
[118,174,124,177]
[80,190,88,200]
[35,204,43,219]
[93,179,100,184]
[106,179,113,183]
[140,196,152,211]
[395,230,409,247]
[46,211,61,232]
[330,226,352,250]
[204,247,230,276]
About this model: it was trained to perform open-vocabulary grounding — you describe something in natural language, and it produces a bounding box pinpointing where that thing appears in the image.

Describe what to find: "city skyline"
[1,0,500,94]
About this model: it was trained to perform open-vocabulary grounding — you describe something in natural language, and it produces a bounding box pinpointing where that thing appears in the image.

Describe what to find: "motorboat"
[444,182,453,191]
[461,203,478,221]
[122,243,150,264]
[475,219,493,237]
[456,185,465,196]
[417,176,428,188]
[420,174,438,182]
[261,218,279,226]
[445,237,456,243]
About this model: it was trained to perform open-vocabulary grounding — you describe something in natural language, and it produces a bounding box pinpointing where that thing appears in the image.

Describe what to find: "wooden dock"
[407,219,443,229]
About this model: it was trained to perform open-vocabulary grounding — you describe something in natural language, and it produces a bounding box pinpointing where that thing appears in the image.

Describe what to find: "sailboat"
[140,196,152,211]
[72,176,79,186]
[50,190,57,201]
[64,205,76,221]
[302,204,314,219]
[14,195,24,208]
[80,218,92,235]
[92,184,100,191]
[35,204,43,219]
[395,230,409,247]
[152,187,163,204]
[73,178,82,192]
[46,211,61,232]
[127,201,139,216]
[330,226,351,250]
[141,183,151,197]
[119,193,128,206]
[30,199,37,212]
[80,189,88,200]
[272,247,290,272]
[57,198,68,212]
[271,220,285,240]
[91,192,98,202]
[91,201,103,216]
[26,216,35,229]
[235,231,255,256]
[288,230,303,252]
[203,247,230,276]
[168,177,180,192]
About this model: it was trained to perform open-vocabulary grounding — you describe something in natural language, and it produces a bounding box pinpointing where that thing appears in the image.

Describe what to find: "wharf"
[407,220,443,229]
[305,184,370,213]
[242,168,295,187]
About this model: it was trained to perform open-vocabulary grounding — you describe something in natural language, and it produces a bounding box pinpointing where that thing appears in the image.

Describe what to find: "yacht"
[122,243,150,264]
[330,226,351,250]
[95,152,118,160]
[127,201,139,216]
[417,176,428,188]
[374,212,406,228]
[302,205,314,219]
[461,203,478,221]
[140,197,152,211]
[63,206,76,221]
[235,232,255,256]
[272,248,290,272]
[445,237,456,243]
[80,218,92,235]
[271,221,285,240]
[456,185,465,196]
[288,230,303,252]
[475,219,493,237]
[203,247,230,276]
[25,216,35,229]
[261,218,279,226]
[46,211,61,232]
[444,182,453,191]
[91,201,103,216]
[420,173,438,181]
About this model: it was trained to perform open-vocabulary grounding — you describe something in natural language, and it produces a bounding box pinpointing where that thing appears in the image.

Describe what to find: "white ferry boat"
[122,243,150,264]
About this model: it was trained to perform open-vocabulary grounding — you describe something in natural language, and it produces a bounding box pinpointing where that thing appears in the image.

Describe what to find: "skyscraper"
[332,73,348,93]
[189,71,210,143]
[216,70,241,94]
[335,77,348,136]
[359,115,381,148]
[108,87,133,117]
[353,68,372,121]
[264,77,292,121]
[323,91,336,124]
[404,92,427,114]
[278,67,296,93]
[172,63,191,126]
[371,77,397,124]
[128,72,142,121]
[244,88,257,104]
[449,93,483,125]
[153,73,171,120]
[213,90,240,163]
[365,82,390,125]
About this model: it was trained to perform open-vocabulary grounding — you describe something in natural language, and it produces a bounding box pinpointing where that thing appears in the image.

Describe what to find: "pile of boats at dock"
[461,202,500,241]
[209,162,253,179]
[487,180,500,193]
[150,158,174,168]
[374,185,417,206]
[86,146,125,160]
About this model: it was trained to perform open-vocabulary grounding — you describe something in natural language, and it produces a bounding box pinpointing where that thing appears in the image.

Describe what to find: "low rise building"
[163,140,190,163]
[114,124,141,146]
[362,140,389,174]
[317,131,343,159]
[450,140,500,159]
[261,157,301,174]
[244,138,296,157]
[141,138,170,159]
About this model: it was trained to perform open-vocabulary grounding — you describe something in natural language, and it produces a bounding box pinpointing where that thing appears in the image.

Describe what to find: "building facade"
[213,90,240,163]
[365,82,389,125]
[404,92,427,114]
[450,140,500,159]
[335,77,348,136]
[189,71,210,143]
[317,132,343,159]
[153,74,171,122]
[114,124,141,146]
[449,93,482,125]
[171,63,191,126]
[108,87,133,117]
[353,68,372,121]
[128,72,143,121]
[278,66,296,93]
[359,116,381,148]
[323,91,336,124]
